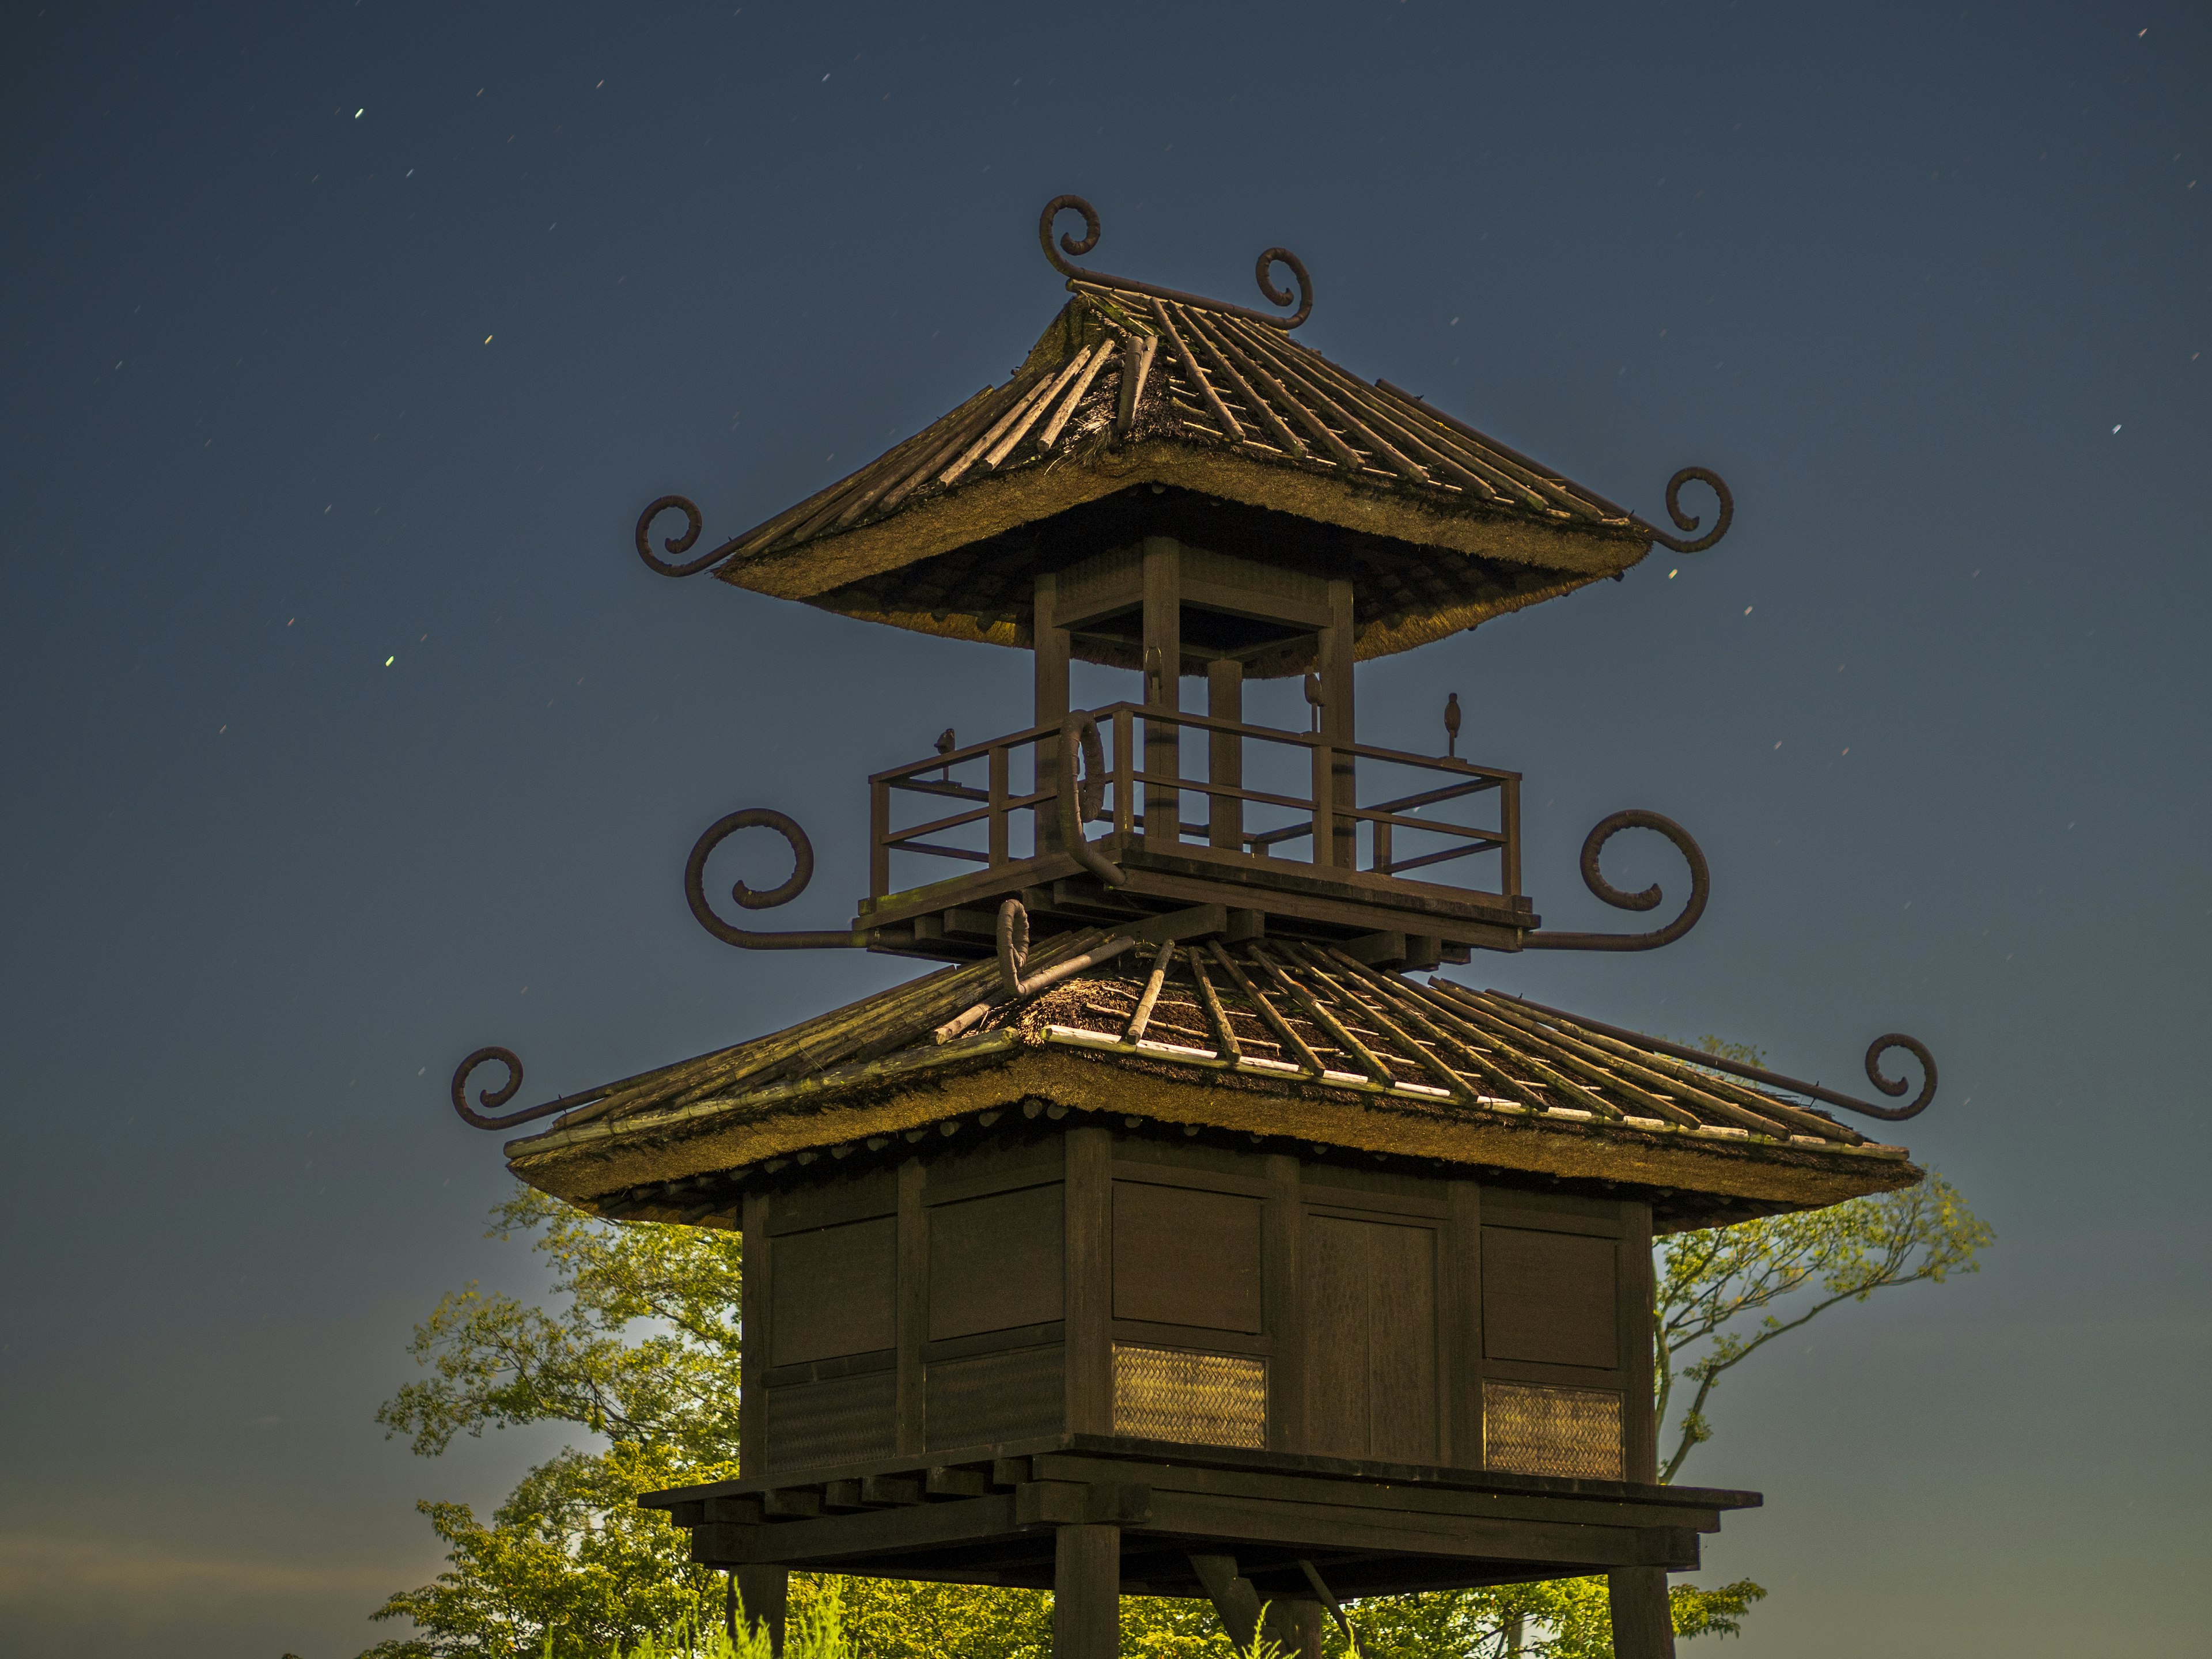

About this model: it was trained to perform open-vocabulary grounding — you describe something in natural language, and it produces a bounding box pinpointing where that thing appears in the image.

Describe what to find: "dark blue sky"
[3,3,2205,1654]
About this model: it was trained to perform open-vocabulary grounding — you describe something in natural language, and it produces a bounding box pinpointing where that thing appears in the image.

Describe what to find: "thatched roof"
[696,284,1663,672]
[505,934,1917,1233]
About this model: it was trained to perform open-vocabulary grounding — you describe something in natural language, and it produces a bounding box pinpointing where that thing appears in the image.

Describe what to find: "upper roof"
[646,199,1728,670]
[501,932,1918,1233]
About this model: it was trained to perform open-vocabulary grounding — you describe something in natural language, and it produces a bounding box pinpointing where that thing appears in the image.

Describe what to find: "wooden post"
[1264,1600,1326,1659]
[1620,1197,1657,1482]
[895,1160,927,1455]
[1052,1524,1122,1659]
[1208,659,1243,851]
[1064,1127,1113,1435]
[734,1565,789,1657]
[1444,1180,1484,1467]
[738,1192,770,1473]
[1320,577,1357,869]
[1607,1567,1676,1659]
[1263,1153,1303,1450]
[1036,571,1069,851]
[1141,535,1182,847]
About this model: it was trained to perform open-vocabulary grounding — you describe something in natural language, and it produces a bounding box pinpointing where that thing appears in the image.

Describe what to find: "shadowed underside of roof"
[504,934,1918,1229]
[703,286,1658,668]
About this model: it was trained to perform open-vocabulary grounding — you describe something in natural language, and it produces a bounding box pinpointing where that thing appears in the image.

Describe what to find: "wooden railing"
[870,703,1520,904]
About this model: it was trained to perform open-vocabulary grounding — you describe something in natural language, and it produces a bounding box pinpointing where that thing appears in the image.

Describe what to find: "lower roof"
[505,934,1919,1232]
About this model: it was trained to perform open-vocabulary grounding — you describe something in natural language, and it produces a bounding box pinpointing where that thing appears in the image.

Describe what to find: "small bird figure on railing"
[1445,692,1461,759]
[1304,672,1326,732]
[935,728,956,779]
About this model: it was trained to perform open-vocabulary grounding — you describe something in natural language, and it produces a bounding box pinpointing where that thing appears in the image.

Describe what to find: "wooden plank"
[1054,1524,1123,1659]
[1064,1128,1113,1435]
[717,1494,1024,1563]
[1369,1219,1440,1465]
[1302,1214,1368,1459]
[1483,1227,1620,1371]
[1113,1181,1263,1333]
[1024,1452,1728,1533]
[930,1181,1065,1340]
[896,1161,927,1455]
[771,1217,896,1365]
[1140,1489,1662,1568]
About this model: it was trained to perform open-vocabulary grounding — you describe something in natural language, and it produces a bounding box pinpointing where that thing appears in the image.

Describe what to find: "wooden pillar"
[1052,1524,1122,1659]
[738,1192,770,1474]
[1620,1198,1658,1483]
[1035,571,1070,851]
[895,1160,927,1454]
[1207,659,1243,851]
[1263,1600,1326,1659]
[734,1565,789,1657]
[1608,1567,1676,1659]
[1141,536,1181,847]
[1319,577,1357,868]
[1262,1153,1302,1450]
[1064,1126,1113,1435]
[1444,1180,1484,1467]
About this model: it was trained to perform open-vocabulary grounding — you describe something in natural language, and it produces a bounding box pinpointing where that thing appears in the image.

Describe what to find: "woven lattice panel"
[926,1346,1064,1449]
[1482,1381,1623,1480]
[760,1371,897,1474]
[1112,1344,1266,1448]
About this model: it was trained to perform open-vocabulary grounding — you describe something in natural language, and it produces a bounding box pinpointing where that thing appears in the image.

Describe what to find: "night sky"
[3,3,2206,1656]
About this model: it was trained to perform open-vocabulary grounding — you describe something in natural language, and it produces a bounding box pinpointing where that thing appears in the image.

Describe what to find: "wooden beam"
[1054,1524,1122,1659]
[740,1193,770,1475]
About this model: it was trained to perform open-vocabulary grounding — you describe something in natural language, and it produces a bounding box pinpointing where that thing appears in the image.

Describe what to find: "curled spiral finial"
[449,1046,606,1131]
[1040,194,1101,272]
[1058,711,1125,888]
[635,494,745,578]
[1860,1033,1938,1120]
[683,808,865,949]
[997,897,1032,995]
[1524,809,1710,952]
[1036,194,1312,330]
[1255,247,1314,330]
[1638,467,1734,554]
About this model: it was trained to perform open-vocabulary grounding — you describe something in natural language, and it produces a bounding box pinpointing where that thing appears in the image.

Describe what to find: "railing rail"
[869,702,1520,903]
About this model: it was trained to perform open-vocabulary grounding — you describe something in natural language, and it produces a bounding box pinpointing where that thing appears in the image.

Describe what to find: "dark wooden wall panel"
[929,1184,1065,1341]
[1302,1214,1437,1461]
[1482,1226,1619,1371]
[771,1217,896,1365]
[1113,1181,1263,1332]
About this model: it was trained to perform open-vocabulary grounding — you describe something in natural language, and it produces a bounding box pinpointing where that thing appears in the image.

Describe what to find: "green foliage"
[371,1146,1979,1657]
[362,1441,728,1658]
[1654,1172,1993,1482]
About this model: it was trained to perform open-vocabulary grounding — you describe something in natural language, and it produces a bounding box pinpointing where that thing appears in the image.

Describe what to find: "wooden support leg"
[1607,1567,1676,1659]
[734,1564,789,1657]
[1263,1598,1326,1659]
[1054,1524,1121,1659]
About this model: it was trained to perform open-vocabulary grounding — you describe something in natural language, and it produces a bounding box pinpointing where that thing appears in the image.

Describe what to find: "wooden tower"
[449,196,1938,1659]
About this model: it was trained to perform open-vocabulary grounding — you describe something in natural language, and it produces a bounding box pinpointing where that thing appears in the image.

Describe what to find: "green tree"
[369,1141,1986,1658]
